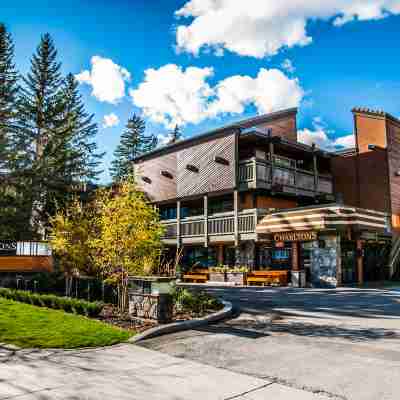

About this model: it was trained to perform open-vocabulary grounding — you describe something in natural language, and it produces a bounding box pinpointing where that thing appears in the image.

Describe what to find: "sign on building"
[0,241,17,256]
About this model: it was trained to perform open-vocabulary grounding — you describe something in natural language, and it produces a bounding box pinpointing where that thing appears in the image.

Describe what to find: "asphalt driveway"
[140,286,400,400]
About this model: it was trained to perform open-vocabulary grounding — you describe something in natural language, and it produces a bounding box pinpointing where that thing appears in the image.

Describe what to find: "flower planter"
[226,272,246,286]
[209,272,226,283]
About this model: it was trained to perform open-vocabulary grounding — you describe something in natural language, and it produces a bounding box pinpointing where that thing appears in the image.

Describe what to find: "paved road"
[140,286,400,400]
[0,343,330,400]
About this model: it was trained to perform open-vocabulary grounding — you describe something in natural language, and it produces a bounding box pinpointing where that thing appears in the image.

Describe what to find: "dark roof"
[240,129,333,158]
[352,107,400,125]
[133,108,297,162]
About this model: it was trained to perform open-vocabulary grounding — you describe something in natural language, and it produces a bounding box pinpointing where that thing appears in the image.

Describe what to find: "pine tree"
[110,114,156,181]
[0,23,22,239]
[169,124,182,144]
[59,73,103,185]
[14,33,65,236]
[0,23,18,172]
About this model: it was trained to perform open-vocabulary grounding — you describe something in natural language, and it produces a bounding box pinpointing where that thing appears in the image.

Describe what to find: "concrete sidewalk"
[0,343,331,400]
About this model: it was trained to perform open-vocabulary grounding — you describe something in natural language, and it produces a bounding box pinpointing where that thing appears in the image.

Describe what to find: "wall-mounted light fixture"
[160,170,174,179]
[214,156,230,165]
[395,170,400,177]
[186,164,199,173]
[142,176,152,184]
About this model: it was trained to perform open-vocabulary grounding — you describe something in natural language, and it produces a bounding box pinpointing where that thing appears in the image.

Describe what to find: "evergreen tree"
[59,73,103,184]
[0,23,18,172]
[169,124,182,144]
[0,23,23,239]
[110,114,156,181]
[15,33,64,236]
[15,34,103,236]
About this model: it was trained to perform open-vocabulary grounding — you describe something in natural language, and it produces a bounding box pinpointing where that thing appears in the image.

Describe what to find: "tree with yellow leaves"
[49,197,99,296]
[92,179,164,311]
[50,179,163,310]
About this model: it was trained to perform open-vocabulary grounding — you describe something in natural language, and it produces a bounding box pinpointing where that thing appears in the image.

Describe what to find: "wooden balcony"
[161,208,268,245]
[238,158,333,196]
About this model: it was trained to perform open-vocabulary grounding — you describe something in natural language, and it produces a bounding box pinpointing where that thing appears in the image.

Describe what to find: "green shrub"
[172,288,222,315]
[0,288,104,317]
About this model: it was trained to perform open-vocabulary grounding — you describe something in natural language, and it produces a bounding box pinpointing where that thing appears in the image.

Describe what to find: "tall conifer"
[0,23,22,239]
[110,114,156,181]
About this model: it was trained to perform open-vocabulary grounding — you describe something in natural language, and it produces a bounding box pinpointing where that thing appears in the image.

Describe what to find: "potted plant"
[209,265,227,282]
[226,266,249,285]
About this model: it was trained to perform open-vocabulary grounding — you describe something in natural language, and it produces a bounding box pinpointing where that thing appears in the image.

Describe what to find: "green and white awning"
[256,204,390,234]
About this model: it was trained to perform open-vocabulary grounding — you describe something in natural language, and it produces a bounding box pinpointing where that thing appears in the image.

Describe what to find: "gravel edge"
[129,300,233,343]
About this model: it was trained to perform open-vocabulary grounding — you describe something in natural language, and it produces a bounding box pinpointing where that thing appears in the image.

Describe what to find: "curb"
[129,300,233,343]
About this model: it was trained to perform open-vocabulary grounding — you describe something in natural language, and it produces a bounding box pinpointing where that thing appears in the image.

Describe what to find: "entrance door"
[341,242,357,284]
[363,242,390,282]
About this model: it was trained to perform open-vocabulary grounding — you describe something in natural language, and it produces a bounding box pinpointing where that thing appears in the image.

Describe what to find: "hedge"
[0,288,104,317]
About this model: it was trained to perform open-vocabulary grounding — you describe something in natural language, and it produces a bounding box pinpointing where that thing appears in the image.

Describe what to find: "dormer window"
[160,170,173,179]
[142,176,152,184]
[214,156,229,165]
[186,164,199,173]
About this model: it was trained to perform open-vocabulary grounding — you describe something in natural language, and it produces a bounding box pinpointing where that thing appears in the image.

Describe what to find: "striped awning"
[256,204,390,234]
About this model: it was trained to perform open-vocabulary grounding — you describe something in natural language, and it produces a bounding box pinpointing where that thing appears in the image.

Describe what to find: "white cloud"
[129,64,214,128]
[281,59,295,73]
[298,118,355,150]
[102,113,120,128]
[76,56,131,103]
[175,0,400,58]
[130,64,304,128]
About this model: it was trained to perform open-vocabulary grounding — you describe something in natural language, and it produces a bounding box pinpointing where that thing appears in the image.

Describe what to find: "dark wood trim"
[176,200,181,248]
[234,190,239,246]
[134,108,298,162]
[204,195,208,248]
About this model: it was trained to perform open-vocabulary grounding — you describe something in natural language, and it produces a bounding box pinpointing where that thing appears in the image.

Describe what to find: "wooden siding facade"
[135,131,236,202]
[0,256,53,273]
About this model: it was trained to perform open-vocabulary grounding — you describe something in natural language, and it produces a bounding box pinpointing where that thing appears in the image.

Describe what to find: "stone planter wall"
[226,272,246,285]
[209,272,226,282]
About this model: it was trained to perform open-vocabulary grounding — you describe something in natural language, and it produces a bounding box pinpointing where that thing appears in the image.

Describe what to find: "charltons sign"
[273,231,317,242]
[0,241,17,256]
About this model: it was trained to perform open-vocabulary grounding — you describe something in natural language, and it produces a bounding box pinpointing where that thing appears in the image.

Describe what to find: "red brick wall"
[354,112,387,153]
[331,150,390,212]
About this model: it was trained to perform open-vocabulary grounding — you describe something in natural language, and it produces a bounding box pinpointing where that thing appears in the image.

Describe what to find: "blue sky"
[2,0,400,182]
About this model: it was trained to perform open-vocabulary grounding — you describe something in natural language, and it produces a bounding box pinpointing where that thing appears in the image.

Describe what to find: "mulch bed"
[98,304,219,333]
[98,305,157,333]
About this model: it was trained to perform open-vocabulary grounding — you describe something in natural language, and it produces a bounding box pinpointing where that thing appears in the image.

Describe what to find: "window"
[159,206,177,220]
[160,170,173,179]
[182,247,216,268]
[209,195,233,214]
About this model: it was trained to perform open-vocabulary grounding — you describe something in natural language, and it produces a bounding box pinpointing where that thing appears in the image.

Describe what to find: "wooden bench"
[247,270,288,286]
[183,268,210,283]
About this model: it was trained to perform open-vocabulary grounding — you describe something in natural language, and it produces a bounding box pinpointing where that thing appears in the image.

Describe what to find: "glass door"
[341,241,357,284]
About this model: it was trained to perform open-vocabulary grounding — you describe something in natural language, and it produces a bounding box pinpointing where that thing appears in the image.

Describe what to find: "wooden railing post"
[312,145,318,195]
[204,195,208,247]
[269,141,274,184]
[176,200,181,248]
[234,190,239,247]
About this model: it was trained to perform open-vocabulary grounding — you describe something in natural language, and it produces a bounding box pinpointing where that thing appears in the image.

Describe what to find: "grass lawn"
[0,297,133,348]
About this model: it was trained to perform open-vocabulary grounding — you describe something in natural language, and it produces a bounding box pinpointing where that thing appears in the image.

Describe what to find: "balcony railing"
[161,209,267,240]
[238,158,333,195]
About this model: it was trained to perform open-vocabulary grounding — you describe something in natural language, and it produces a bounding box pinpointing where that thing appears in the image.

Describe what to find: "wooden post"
[291,242,299,271]
[269,141,274,184]
[356,239,364,285]
[217,245,224,265]
[312,146,318,195]
[204,195,208,248]
[176,200,181,248]
[234,190,239,247]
